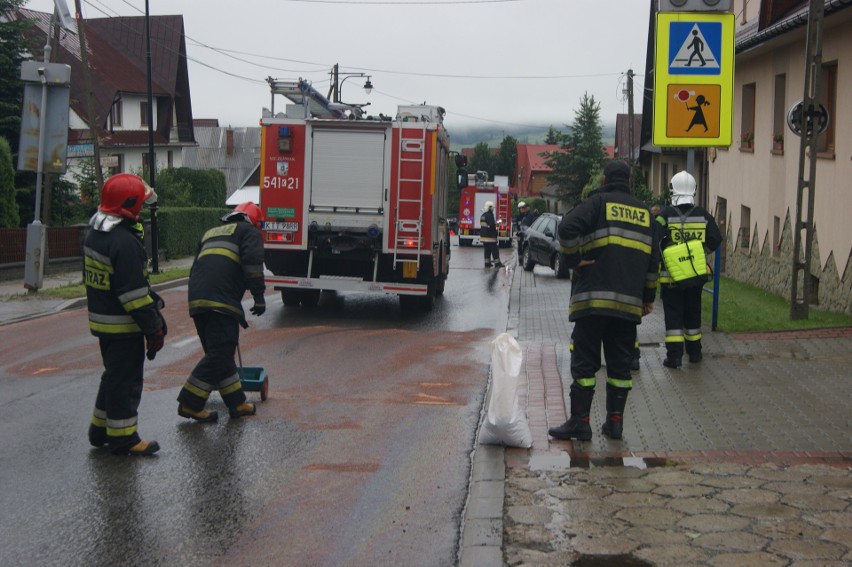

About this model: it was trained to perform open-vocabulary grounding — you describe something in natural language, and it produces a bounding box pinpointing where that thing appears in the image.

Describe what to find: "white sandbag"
[479,333,533,448]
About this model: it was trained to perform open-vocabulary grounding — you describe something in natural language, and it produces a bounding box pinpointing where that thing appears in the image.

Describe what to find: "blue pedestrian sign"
[669,21,722,76]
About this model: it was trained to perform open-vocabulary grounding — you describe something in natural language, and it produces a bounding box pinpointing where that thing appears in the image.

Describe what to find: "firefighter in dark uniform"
[480,200,502,268]
[177,202,267,422]
[84,173,165,456]
[657,171,722,368]
[549,160,659,441]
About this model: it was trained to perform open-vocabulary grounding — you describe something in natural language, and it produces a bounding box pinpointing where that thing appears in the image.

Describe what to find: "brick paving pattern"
[499,264,852,566]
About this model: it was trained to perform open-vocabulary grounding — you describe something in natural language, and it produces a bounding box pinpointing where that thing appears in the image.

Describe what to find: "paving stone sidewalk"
[485,263,852,567]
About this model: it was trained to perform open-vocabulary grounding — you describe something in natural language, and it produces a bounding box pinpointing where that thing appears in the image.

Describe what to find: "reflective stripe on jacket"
[188,219,266,326]
[84,222,163,338]
[558,182,659,323]
[479,210,498,242]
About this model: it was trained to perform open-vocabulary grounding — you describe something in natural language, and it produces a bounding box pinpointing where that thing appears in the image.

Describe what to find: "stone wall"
[722,211,852,316]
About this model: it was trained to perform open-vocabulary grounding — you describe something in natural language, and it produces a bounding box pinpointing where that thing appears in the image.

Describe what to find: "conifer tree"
[543,93,607,206]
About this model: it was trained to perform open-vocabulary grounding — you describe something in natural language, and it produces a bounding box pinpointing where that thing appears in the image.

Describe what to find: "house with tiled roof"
[640,0,851,314]
[10,8,196,178]
[514,144,560,197]
[707,0,852,314]
[614,113,642,163]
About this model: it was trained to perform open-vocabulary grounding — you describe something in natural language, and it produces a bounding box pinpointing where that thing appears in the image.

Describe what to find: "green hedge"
[154,207,229,258]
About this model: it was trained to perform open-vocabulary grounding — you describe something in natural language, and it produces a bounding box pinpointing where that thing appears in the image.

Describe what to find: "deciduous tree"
[0,137,20,227]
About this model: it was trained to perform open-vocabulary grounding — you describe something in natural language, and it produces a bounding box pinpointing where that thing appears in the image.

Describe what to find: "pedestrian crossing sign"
[653,11,735,147]
[669,22,721,75]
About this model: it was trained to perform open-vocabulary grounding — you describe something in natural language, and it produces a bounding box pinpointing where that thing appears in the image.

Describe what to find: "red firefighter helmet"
[232,201,263,228]
[98,174,157,220]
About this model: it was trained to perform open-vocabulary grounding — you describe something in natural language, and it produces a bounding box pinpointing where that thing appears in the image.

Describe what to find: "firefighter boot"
[602,384,629,440]
[663,344,683,368]
[178,404,219,423]
[88,424,107,448]
[111,440,160,456]
[125,440,160,456]
[548,385,594,441]
[229,402,256,419]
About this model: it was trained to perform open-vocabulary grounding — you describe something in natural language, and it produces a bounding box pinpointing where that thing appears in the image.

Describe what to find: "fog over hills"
[448,123,617,149]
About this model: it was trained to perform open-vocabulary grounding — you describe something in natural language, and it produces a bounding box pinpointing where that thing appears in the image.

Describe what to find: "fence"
[0,226,87,264]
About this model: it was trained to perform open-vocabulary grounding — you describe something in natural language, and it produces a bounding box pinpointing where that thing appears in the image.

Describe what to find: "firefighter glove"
[146,328,165,360]
[250,301,266,316]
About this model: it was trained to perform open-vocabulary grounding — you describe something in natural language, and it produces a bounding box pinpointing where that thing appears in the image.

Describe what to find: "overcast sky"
[26,0,651,131]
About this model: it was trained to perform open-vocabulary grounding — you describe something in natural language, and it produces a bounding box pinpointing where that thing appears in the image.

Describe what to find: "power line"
[286,0,523,4]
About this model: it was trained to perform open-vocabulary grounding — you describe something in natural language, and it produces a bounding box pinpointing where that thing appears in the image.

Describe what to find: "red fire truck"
[259,79,452,311]
[456,172,513,248]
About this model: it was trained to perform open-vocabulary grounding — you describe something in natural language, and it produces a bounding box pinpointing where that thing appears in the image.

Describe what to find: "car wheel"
[522,246,535,271]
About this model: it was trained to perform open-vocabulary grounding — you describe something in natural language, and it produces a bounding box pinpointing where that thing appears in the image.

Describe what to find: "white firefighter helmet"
[670,171,696,206]
[483,201,495,211]
[517,201,527,209]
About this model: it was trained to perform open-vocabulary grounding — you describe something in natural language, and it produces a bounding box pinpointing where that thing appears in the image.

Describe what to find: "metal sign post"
[18,60,71,291]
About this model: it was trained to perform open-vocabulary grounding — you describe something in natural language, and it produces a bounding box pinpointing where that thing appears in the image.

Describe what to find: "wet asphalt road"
[0,243,513,567]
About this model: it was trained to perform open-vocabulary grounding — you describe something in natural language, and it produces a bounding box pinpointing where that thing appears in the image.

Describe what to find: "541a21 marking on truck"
[263,176,300,190]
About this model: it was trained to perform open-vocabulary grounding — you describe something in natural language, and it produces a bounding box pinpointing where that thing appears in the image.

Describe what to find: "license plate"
[264,221,298,231]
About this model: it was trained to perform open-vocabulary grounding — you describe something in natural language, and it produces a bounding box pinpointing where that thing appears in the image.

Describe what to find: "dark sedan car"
[519,213,570,279]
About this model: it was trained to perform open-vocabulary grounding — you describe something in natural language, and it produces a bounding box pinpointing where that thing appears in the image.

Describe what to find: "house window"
[661,163,669,196]
[818,61,837,156]
[142,152,155,177]
[167,150,173,168]
[740,83,756,151]
[110,100,122,128]
[739,205,751,250]
[772,74,786,153]
[140,102,149,127]
[715,197,727,272]
[103,154,122,177]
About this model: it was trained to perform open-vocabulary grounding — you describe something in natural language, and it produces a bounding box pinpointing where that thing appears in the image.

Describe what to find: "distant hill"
[448,123,616,150]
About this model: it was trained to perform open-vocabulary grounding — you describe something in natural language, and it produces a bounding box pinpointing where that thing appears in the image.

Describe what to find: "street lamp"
[339,73,372,101]
[328,63,373,103]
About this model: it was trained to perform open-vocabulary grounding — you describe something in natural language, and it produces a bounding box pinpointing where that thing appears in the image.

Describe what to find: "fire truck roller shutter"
[310,129,387,211]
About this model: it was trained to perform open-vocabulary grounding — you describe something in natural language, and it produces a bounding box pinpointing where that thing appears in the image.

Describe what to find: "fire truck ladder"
[392,121,428,270]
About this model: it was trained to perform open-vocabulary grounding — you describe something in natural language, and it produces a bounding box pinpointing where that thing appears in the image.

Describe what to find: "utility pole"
[627,69,635,167]
[75,0,104,189]
[790,0,824,320]
[145,0,159,273]
[327,63,339,103]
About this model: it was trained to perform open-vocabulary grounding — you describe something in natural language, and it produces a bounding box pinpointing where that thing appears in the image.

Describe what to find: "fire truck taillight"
[278,126,292,152]
[267,232,294,243]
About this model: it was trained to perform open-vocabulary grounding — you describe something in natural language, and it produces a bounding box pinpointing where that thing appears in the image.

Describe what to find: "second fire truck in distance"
[456,171,513,248]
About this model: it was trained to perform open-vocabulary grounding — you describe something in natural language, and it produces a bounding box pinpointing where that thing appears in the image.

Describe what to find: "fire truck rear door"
[309,128,387,211]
